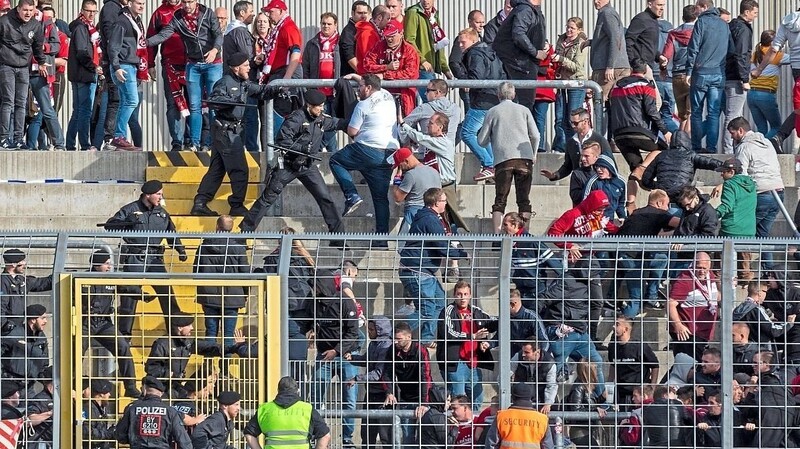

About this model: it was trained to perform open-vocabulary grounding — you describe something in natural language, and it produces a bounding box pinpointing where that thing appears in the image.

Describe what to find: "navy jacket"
[399,207,468,275]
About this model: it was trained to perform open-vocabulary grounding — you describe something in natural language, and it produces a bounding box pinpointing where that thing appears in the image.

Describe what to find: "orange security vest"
[495,407,549,449]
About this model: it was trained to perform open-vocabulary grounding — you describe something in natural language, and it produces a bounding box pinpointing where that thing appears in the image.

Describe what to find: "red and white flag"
[0,418,24,449]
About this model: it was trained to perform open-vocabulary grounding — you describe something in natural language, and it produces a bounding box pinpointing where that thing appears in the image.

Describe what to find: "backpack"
[619,413,642,445]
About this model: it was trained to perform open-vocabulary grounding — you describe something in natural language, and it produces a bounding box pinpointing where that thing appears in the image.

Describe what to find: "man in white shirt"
[330,73,399,238]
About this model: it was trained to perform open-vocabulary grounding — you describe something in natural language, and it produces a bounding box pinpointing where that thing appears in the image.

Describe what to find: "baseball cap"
[263,0,287,11]
[715,158,743,172]
[387,147,412,168]
[383,19,403,36]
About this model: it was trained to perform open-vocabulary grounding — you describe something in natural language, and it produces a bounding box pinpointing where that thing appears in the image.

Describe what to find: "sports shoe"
[191,203,218,216]
[445,266,461,283]
[183,144,199,152]
[170,143,182,152]
[770,134,785,154]
[473,167,495,182]
[395,302,416,317]
[343,195,364,216]
[111,137,135,150]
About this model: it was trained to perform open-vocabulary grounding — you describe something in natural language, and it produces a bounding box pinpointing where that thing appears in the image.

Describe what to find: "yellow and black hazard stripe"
[147,151,259,168]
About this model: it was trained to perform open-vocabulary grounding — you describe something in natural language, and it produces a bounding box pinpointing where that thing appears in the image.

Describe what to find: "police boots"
[191,203,219,216]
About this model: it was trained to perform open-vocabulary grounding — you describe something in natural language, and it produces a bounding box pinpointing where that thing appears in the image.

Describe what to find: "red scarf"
[165,63,188,116]
[77,13,102,67]
[422,7,447,49]
[317,31,338,96]
[260,14,293,80]
[254,33,270,84]
[123,10,149,80]
[183,8,199,34]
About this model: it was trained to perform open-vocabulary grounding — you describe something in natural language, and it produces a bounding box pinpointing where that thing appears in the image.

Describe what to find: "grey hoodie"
[403,98,463,144]
[774,11,800,69]
[350,316,393,395]
[734,131,784,193]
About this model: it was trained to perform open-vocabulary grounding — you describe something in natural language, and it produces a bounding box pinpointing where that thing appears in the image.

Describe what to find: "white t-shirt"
[349,89,400,149]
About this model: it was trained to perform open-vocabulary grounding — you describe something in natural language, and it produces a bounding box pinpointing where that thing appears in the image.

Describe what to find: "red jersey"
[670,270,719,341]
[268,16,302,74]
[147,1,187,67]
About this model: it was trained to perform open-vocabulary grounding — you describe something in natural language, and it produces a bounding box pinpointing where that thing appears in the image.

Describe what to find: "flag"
[0,418,23,449]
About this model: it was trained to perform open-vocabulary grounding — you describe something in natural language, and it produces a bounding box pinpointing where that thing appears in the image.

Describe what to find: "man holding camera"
[239,89,347,233]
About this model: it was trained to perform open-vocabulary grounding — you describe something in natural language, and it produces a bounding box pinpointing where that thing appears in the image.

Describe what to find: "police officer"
[191,52,278,217]
[1,249,53,329]
[27,365,56,448]
[104,179,187,336]
[81,250,140,398]
[244,376,330,449]
[1,304,49,398]
[0,380,23,420]
[190,391,241,449]
[485,383,553,449]
[82,379,116,449]
[116,376,192,449]
[239,89,347,234]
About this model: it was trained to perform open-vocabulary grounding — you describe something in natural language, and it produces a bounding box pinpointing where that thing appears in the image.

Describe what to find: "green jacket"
[717,174,757,237]
[404,3,449,74]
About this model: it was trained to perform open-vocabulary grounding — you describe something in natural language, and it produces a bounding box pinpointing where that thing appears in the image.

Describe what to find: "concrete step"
[146,166,261,183]
[167,199,257,216]
[0,150,147,181]
[0,183,140,217]
[162,183,263,200]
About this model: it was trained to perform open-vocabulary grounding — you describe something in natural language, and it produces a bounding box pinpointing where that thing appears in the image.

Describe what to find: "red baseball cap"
[383,19,403,37]
[387,147,413,167]
[263,0,287,11]
[0,0,10,10]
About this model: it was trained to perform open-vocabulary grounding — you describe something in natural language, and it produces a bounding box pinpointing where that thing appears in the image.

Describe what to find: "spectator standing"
[663,5,699,131]
[222,1,256,151]
[339,1,369,76]
[482,0,510,45]
[403,0,451,98]
[722,0,758,154]
[329,74,398,235]
[145,0,187,152]
[450,395,476,449]
[714,158,756,281]
[302,12,342,153]
[453,27,504,182]
[416,385,455,448]
[763,270,800,367]
[551,17,587,152]
[27,8,65,151]
[67,0,102,151]
[565,142,611,208]
[385,0,404,23]
[388,147,441,233]
[193,215,249,349]
[477,82,539,233]
[97,0,126,149]
[503,214,563,305]
[540,108,612,183]
[654,18,678,135]
[403,79,461,149]
[512,341,557,414]
[107,0,147,150]
[214,6,226,29]
[733,281,795,347]
[0,0,47,149]
[642,386,688,447]
[361,19,420,116]
[668,251,719,361]
[586,0,629,103]
[608,316,660,408]
[625,0,667,110]
[748,30,788,139]
[1,249,52,329]
[582,154,627,221]
[448,10,485,110]
[116,376,192,449]
[509,290,549,355]
[686,0,730,153]
[485,383,553,449]
[146,0,224,151]
[354,5,390,75]
[492,0,546,112]
[563,360,608,447]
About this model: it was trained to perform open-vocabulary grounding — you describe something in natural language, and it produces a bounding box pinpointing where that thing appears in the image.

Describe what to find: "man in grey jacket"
[477,82,539,234]
[586,0,629,102]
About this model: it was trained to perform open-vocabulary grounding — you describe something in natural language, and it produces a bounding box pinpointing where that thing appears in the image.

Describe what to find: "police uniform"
[82,380,116,449]
[239,89,347,233]
[81,251,139,397]
[104,180,187,336]
[485,384,553,449]
[192,52,278,217]
[116,376,192,449]
[27,369,54,449]
[190,391,240,449]
[1,305,49,393]
[1,249,53,328]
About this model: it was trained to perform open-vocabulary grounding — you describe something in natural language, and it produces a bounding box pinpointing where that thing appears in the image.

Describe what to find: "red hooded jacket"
[147,1,187,67]
[547,190,619,248]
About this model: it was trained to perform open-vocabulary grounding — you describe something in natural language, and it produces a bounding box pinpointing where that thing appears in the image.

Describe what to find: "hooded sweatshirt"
[734,131,785,193]
[547,190,620,248]
[404,98,463,144]
[663,22,694,75]
[773,11,800,69]
[583,154,627,220]
[716,173,756,237]
[350,315,393,398]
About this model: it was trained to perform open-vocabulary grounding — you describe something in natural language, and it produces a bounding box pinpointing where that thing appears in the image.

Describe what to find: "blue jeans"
[67,81,96,149]
[619,252,669,317]
[689,73,724,152]
[417,70,435,100]
[758,190,784,268]
[747,89,782,138]
[460,107,492,167]
[161,64,186,149]
[329,142,393,233]
[130,83,143,147]
[322,98,338,152]
[186,62,223,146]
[399,269,445,345]
[242,96,259,151]
[448,361,483,411]
[202,305,239,349]
[313,356,359,440]
[657,79,678,134]
[112,64,139,139]
[401,205,423,234]
[29,75,65,148]
[26,112,47,150]
[548,327,606,398]
[532,101,549,152]
[553,89,586,152]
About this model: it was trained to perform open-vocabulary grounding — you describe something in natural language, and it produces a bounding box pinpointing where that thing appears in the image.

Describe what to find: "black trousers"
[361,397,392,448]
[241,164,343,233]
[82,320,136,388]
[101,64,119,142]
[118,254,182,335]
[194,121,249,209]
[504,65,537,112]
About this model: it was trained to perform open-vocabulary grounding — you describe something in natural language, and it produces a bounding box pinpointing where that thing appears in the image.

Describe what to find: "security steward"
[190,390,241,449]
[243,376,331,449]
[485,383,553,449]
[116,376,192,449]
[191,52,279,218]
[81,250,140,398]
[239,89,348,235]
[104,179,187,336]
[1,304,50,398]
[1,248,53,329]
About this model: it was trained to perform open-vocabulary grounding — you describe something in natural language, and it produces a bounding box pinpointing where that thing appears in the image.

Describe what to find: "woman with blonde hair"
[564,359,608,448]
[748,30,788,138]
[552,17,588,152]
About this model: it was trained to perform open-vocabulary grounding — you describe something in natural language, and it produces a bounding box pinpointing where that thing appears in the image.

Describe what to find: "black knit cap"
[305,89,326,106]
[218,390,241,405]
[90,250,111,266]
[228,52,249,67]
[3,249,25,264]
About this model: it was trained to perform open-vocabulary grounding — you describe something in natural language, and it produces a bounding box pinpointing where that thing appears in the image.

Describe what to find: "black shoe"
[191,203,218,216]
[594,342,609,351]
[124,386,142,398]
[770,133,785,154]
[170,144,182,152]
[229,206,248,217]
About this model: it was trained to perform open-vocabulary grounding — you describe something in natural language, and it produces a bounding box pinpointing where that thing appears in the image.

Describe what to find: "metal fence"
[4,231,800,448]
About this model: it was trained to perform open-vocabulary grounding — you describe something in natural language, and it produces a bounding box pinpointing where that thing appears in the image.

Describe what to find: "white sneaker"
[396,303,416,316]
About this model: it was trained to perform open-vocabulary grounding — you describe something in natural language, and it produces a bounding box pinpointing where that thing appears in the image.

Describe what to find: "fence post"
[553,416,564,449]
[393,415,402,449]
[720,240,736,449]
[498,236,513,409]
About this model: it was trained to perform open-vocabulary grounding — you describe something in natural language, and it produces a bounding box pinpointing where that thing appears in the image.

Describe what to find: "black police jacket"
[208,72,276,123]
[0,272,52,327]
[83,399,115,449]
[276,108,346,168]
[28,388,54,443]
[145,336,225,382]
[82,268,116,329]
[190,410,233,449]
[1,323,49,379]
[193,237,249,309]
[116,394,192,449]
[105,197,186,257]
